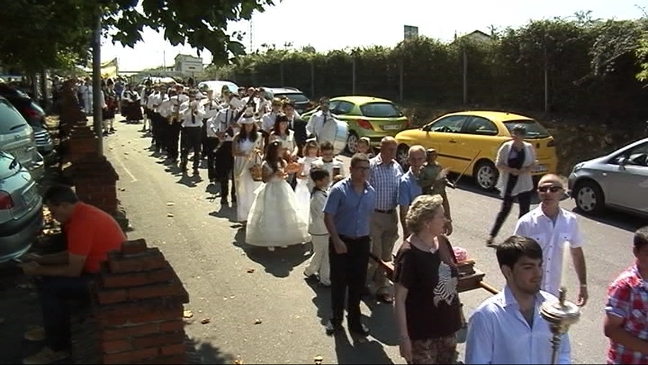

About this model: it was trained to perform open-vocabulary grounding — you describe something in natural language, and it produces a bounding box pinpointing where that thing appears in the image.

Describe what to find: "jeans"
[36,275,93,351]
[329,235,370,327]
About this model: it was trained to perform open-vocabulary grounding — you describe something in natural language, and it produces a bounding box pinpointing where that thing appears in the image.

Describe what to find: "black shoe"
[349,323,370,336]
[192,168,199,176]
[325,320,343,335]
[220,197,228,205]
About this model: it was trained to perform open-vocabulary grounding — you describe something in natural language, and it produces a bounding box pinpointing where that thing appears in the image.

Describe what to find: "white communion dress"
[233,135,263,222]
[294,156,316,223]
[245,161,311,247]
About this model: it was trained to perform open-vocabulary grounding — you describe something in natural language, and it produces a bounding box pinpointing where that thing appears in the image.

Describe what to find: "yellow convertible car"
[395,111,558,191]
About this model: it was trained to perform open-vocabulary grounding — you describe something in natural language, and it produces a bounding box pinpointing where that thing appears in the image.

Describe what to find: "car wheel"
[573,180,605,215]
[474,160,498,191]
[346,132,359,154]
[397,144,410,170]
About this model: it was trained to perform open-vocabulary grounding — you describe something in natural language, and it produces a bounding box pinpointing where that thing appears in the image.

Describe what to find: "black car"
[0,85,54,155]
[261,87,312,114]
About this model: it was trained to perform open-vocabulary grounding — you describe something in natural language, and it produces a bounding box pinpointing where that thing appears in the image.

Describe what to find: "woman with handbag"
[232,116,264,224]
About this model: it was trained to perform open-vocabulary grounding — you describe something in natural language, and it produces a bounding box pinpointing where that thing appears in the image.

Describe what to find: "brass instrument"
[540,287,581,364]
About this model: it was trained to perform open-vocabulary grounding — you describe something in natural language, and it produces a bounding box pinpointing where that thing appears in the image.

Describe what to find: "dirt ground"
[400,103,643,176]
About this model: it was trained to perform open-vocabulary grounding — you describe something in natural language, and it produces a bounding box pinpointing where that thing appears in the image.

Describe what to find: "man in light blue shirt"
[397,145,426,238]
[324,153,375,336]
[465,235,571,364]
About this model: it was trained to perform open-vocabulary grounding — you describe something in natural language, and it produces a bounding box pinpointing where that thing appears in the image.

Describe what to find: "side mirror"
[618,156,628,166]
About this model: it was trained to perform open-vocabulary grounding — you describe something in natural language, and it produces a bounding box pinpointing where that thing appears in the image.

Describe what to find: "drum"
[318,118,348,155]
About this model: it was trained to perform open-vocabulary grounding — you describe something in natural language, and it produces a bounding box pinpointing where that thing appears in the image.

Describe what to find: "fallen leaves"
[166,202,175,206]
[234,356,243,364]
[200,318,211,324]
[254,318,262,324]
[314,355,323,364]
[167,213,174,217]
[246,268,255,273]
[183,310,193,318]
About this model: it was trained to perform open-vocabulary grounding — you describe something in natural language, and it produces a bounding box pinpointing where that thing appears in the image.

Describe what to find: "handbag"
[248,151,263,181]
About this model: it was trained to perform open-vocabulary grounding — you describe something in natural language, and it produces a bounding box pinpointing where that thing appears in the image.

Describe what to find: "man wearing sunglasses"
[512,174,589,307]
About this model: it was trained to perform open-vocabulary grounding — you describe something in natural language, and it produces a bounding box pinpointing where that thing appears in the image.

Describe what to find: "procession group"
[100,79,648,364]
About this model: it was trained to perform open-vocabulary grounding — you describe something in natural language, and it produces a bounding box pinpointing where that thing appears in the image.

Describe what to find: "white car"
[568,137,648,217]
[0,96,44,181]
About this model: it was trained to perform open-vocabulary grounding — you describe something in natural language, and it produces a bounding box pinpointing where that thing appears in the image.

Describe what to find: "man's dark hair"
[350,153,370,168]
[634,226,648,250]
[496,235,543,270]
[310,167,330,183]
[43,184,79,206]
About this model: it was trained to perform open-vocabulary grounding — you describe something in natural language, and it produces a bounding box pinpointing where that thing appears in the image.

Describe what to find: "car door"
[461,116,500,173]
[423,115,470,172]
[605,141,648,213]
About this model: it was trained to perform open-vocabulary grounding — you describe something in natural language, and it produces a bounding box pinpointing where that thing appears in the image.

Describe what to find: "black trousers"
[201,122,210,157]
[204,137,220,180]
[329,235,371,326]
[151,112,163,151]
[180,127,202,170]
[166,121,182,161]
[215,140,235,200]
[489,176,533,237]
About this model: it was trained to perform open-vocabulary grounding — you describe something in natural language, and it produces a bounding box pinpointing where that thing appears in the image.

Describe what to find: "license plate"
[23,187,38,205]
[9,148,29,161]
[533,165,548,173]
[383,125,401,131]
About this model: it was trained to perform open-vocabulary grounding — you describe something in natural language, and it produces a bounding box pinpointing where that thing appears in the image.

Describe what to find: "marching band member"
[214,94,242,205]
[283,99,308,158]
[101,79,117,135]
[261,98,283,135]
[156,87,172,156]
[141,83,152,131]
[201,89,219,160]
[306,97,335,145]
[166,85,189,164]
[148,85,164,150]
[179,91,206,175]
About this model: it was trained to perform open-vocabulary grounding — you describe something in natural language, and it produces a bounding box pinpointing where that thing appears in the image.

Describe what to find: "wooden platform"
[370,254,499,295]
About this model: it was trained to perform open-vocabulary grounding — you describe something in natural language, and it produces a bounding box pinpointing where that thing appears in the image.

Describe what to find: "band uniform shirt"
[146,91,159,111]
[215,107,239,141]
[158,95,172,118]
[170,94,189,122]
[262,111,278,132]
[180,101,206,128]
[306,110,333,139]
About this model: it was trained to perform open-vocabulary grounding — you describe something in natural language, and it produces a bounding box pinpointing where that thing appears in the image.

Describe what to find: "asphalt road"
[105,119,646,364]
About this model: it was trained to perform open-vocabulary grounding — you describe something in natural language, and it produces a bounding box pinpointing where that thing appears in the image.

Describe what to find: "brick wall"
[64,125,99,164]
[79,239,190,364]
[70,154,120,214]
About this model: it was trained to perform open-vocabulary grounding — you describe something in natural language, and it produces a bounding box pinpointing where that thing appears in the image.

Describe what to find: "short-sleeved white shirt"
[513,206,583,296]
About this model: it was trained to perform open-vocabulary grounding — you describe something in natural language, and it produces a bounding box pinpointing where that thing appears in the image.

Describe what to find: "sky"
[101,0,648,71]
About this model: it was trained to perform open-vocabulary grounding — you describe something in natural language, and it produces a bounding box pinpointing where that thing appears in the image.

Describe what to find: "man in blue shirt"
[323,153,376,336]
[465,235,571,364]
[397,145,426,238]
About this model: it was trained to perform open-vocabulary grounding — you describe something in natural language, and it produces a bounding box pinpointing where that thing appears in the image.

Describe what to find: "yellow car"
[395,111,558,191]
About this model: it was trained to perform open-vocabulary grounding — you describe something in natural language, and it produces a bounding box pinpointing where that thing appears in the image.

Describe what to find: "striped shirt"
[369,154,403,211]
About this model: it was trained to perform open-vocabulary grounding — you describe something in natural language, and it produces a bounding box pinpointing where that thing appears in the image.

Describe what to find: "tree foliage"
[0,0,278,73]
[221,15,648,120]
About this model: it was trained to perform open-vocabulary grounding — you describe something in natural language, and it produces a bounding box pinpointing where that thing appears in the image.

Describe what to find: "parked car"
[568,137,648,217]
[0,85,54,155]
[0,96,45,180]
[0,150,43,263]
[196,80,239,99]
[261,87,311,114]
[394,111,558,191]
[301,96,409,154]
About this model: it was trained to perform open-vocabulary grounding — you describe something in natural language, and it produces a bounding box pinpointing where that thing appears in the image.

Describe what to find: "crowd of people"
[10,78,648,365]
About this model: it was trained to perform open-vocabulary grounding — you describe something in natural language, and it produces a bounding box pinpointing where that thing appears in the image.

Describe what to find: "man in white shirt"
[166,85,190,164]
[305,97,335,144]
[513,174,589,306]
[179,91,206,175]
[465,235,571,364]
[213,95,241,204]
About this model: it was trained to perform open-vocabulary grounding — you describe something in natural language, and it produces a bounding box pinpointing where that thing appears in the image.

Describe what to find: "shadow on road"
[232,227,309,277]
[333,333,394,364]
[571,208,646,233]
[186,336,237,364]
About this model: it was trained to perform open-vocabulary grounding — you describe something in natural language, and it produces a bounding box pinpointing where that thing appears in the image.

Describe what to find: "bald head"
[538,174,565,189]
[379,137,397,161]
[408,145,426,170]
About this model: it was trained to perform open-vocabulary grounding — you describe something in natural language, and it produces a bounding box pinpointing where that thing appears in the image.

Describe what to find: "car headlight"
[572,163,584,172]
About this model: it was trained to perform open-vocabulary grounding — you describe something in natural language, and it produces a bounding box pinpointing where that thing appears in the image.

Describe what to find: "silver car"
[568,137,648,217]
[0,150,43,263]
[0,96,44,180]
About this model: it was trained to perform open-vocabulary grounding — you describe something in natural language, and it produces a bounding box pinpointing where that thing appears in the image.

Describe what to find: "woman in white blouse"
[486,124,537,247]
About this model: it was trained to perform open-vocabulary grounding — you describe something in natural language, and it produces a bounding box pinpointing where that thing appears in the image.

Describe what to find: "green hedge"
[212,17,648,120]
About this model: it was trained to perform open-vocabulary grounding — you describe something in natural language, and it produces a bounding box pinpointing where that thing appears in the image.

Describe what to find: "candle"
[559,241,570,289]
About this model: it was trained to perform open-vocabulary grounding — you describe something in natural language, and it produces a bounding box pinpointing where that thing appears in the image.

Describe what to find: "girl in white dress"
[246,141,311,251]
[232,117,264,224]
[295,139,319,222]
[269,114,298,162]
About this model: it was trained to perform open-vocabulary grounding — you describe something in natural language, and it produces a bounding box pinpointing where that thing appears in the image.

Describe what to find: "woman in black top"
[394,194,462,364]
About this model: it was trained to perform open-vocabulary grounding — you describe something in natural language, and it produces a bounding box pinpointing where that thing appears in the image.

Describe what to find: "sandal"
[486,237,497,248]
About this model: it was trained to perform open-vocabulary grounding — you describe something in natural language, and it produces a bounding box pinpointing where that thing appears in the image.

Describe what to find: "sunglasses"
[538,185,562,193]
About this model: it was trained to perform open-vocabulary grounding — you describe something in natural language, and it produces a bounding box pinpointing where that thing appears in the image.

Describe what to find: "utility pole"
[92,13,103,155]
[249,17,254,52]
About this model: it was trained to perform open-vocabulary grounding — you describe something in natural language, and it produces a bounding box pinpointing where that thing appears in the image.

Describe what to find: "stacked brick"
[64,124,99,164]
[70,154,120,214]
[91,239,190,364]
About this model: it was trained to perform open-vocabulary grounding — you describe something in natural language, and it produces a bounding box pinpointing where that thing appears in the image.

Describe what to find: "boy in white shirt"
[311,141,344,188]
[303,168,331,287]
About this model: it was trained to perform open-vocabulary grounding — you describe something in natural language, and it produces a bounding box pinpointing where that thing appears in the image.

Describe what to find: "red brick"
[128,282,184,300]
[132,332,185,349]
[133,355,186,364]
[102,272,150,288]
[97,289,128,304]
[158,320,185,333]
[102,347,159,364]
[101,339,133,354]
[160,342,186,356]
[120,239,148,257]
[147,268,176,284]
[108,249,168,273]
[97,307,183,327]
[100,323,160,341]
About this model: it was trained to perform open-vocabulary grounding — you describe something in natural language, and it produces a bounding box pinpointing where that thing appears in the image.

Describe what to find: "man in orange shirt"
[20,184,126,365]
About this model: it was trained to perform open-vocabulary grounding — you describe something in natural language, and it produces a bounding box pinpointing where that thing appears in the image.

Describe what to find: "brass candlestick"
[540,286,581,364]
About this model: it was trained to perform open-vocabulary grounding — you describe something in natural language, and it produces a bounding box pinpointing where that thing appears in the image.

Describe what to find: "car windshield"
[503,119,550,139]
[0,99,28,133]
[360,102,403,118]
[277,93,309,103]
